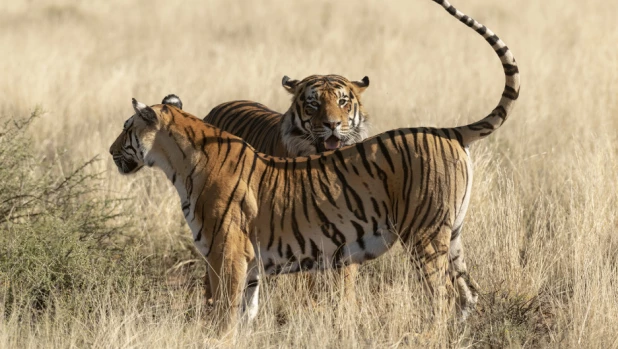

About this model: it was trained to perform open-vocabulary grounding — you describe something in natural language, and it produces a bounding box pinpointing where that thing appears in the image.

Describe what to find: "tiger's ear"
[161,94,183,110]
[132,98,157,125]
[351,76,370,93]
[282,75,299,94]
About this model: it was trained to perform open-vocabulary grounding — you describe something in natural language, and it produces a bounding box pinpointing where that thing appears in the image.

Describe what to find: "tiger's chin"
[114,157,143,174]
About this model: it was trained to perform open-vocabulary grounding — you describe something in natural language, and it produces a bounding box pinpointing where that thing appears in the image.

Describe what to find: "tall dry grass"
[1,0,617,347]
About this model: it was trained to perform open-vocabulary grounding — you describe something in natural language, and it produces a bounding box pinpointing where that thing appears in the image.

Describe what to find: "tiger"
[203,74,370,156]
[109,0,519,334]
[199,75,370,302]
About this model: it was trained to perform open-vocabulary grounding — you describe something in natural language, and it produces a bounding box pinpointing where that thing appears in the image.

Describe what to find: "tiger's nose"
[323,121,341,130]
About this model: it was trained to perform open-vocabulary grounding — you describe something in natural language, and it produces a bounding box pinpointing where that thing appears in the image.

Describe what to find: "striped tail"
[433,0,520,146]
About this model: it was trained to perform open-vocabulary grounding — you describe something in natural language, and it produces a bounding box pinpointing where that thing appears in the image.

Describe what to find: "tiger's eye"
[339,99,347,106]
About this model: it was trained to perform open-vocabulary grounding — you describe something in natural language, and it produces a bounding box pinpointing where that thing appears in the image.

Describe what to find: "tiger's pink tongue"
[324,136,341,150]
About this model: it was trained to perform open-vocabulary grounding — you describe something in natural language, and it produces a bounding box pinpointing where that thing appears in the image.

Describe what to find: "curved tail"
[433,0,520,146]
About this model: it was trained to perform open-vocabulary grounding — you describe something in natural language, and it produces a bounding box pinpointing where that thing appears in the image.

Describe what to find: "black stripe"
[290,202,306,254]
[312,157,337,208]
[495,46,509,57]
[486,34,499,46]
[276,237,283,258]
[407,131,432,237]
[376,137,395,172]
[299,170,310,222]
[396,131,413,228]
[502,85,520,100]
[233,142,249,173]
[184,127,197,149]
[371,197,381,218]
[356,143,374,177]
[244,153,259,187]
[310,239,321,262]
[218,137,232,170]
[280,160,290,230]
[352,221,366,250]
[212,173,244,243]
[267,207,276,250]
[451,225,463,241]
[331,158,367,223]
[334,150,348,171]
[372,217,379,236]
[503,63,519,76]
[371,160,391,202]
[441,129,460,215]
[286,244,297,263]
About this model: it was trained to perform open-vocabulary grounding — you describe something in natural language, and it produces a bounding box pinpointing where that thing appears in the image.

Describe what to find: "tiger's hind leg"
[449,226,479,321]
[405,225,454,326]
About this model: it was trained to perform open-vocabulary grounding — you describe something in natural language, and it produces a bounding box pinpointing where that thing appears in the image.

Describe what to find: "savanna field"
[1,0,617,347]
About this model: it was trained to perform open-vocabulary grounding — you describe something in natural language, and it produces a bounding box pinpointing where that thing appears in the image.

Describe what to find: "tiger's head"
[280,74,370,155]
[109,95,182,175]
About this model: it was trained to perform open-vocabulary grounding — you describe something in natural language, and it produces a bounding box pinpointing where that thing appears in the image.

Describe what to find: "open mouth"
[323,135,341,150]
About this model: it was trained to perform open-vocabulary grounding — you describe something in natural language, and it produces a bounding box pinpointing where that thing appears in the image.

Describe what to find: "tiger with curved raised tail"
[110,0,519,333]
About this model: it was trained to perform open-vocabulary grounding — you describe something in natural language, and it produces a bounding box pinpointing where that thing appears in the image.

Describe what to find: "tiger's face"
[282,74,370,154]
[109,98,160,175]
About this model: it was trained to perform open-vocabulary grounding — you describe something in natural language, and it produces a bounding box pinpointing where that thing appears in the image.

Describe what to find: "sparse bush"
[0,111,143,320]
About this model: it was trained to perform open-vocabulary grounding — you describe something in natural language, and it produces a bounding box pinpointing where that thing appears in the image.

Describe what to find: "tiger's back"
[204,100,287,156]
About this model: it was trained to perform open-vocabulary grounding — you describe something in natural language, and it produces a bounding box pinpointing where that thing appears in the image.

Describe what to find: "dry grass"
[1,0,617,347]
